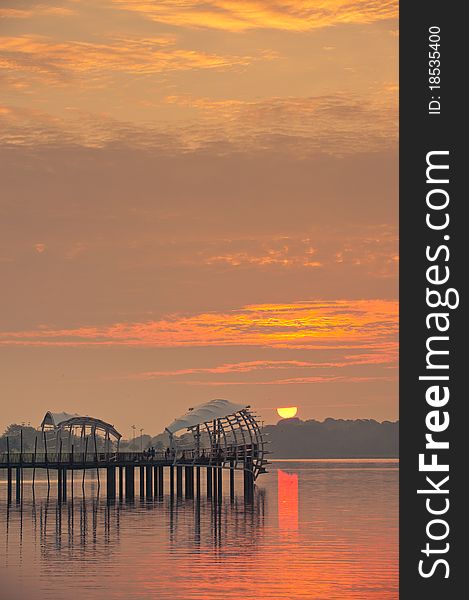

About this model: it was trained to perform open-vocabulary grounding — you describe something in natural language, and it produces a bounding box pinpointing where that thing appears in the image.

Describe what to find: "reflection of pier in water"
[3,484,266,561]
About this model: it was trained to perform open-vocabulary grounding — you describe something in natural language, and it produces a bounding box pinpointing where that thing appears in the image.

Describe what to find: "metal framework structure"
[165,399,268,480]
[41,411,121,458]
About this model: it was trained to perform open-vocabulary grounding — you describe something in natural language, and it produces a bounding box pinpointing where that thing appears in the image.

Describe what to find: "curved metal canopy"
[41,411,121,440]
[41,411,80,428]
[165,399,247,434]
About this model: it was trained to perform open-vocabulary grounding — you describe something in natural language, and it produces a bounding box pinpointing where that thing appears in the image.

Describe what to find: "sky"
[0,0,398,437]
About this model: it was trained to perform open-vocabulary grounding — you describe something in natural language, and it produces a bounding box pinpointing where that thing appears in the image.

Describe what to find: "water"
[0,460,398,600]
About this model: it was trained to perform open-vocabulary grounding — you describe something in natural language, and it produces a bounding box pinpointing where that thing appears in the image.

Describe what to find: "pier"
[0,399,268,503]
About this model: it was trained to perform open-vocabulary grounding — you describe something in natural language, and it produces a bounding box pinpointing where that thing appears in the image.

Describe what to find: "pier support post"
[185,466,194,499]
[58,468,62,502]
[7,468,12,504]
[212,467,218,502]
[15,467,21,502]
[153,465,158,496]
[125,466,135,500]
[230,460,235,501]
[206,467,212,497]
[176,466,183,497]
[244,458,254,501]
[139,466,145,498]
[170,465,174,498]
[62,468,67,501]
[118,466,123,499]
[106,466,116,500]
[146,465,153,498]
[217,466,223,500]
[158,466,164,498]
[196,467,201,498]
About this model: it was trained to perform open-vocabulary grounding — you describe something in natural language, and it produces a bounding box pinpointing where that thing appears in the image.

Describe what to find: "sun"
[277,406,298,419]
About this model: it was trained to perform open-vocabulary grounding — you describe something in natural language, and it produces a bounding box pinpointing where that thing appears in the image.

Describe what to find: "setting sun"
[277,406,298,419]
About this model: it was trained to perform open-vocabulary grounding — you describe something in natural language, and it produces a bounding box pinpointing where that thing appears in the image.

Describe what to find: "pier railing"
[0,444,261,468]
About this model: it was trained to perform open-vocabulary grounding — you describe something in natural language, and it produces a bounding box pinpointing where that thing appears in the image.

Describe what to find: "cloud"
[0,2,76,19]
[203,245,322,269]
[164,91,398,154]
[128,352,397,380]
[0,143,397,332]
[0,89,397,154]
[188,375,395,385]
[199,227,398,277]
[112,0,397,31]
[0,35,252,85]
[0,299,398,349]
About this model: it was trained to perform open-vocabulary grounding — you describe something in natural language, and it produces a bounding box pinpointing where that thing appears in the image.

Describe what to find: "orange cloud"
[129,353,397,380]
[0,35,251,82]
[0,89,397,154]
[112,0,397,31]
[201,228,398,276]
[164,92,398,154]
[205,251,321,268]
[189,375,395,385]
[0,3,75,19]
[0,299,398,349]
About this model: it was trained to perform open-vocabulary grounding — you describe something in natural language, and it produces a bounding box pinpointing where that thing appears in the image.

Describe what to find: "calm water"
[0,460,398,600]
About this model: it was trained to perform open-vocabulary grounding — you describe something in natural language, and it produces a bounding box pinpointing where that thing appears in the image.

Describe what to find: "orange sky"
[0,0,398,436]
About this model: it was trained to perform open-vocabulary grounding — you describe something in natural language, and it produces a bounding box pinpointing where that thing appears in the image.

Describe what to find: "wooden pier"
[1,399,268,504]
[0,449,259,503]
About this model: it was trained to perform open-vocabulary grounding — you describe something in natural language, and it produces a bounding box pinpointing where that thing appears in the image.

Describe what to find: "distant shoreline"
[264,419,398,459]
